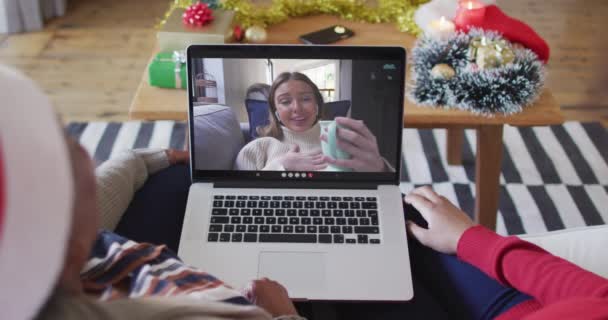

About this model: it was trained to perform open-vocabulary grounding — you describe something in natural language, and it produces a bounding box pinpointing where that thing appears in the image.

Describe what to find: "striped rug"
[66,121,608,236]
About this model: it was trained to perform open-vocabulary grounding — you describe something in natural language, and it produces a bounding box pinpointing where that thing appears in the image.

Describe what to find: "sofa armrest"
[519,225,608,278]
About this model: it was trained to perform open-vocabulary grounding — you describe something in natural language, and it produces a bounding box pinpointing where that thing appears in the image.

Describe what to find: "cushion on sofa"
[192,104,245,170]
[244,99,270,139]
[520,225,608,278]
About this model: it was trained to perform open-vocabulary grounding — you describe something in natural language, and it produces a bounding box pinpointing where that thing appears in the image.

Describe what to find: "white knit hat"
[0,65,74,319]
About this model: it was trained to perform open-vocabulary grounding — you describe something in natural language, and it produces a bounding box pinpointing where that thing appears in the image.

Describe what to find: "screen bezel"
[187,44,406,187]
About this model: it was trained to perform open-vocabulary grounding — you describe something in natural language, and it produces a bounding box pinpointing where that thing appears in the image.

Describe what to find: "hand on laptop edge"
[404,186,475,255]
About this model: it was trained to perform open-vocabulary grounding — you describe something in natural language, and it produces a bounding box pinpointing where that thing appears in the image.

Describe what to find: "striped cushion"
[66,121,608,236]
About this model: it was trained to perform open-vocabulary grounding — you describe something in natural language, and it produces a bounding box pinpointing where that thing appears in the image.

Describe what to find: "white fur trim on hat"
[0,65,73,320]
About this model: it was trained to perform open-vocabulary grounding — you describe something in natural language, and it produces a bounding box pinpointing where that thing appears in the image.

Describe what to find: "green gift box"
[148,51,187,89]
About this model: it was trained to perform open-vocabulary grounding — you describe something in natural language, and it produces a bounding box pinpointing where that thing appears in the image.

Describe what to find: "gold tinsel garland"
[158,0,428,36]
[157,0,197,29]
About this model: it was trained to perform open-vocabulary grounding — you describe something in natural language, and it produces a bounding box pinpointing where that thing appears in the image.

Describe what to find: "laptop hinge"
[212,180,382,190]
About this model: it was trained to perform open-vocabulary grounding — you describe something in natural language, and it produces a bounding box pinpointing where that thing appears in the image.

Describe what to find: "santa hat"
[0,65,74,319]
[454,5,550,62]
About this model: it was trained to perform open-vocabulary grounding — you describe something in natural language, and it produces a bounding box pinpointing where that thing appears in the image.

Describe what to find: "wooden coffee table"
[129,15,563,230]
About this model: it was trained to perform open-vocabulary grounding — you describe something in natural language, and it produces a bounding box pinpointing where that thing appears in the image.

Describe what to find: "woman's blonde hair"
[257,72,324,139]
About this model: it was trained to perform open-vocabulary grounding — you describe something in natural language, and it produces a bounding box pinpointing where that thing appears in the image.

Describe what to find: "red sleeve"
[457,225,608,305]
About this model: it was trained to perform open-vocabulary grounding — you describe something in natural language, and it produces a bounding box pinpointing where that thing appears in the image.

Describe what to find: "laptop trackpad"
[258,251,327,298]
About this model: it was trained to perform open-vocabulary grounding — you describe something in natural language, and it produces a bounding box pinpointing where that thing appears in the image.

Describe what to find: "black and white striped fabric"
[66,121,608,236]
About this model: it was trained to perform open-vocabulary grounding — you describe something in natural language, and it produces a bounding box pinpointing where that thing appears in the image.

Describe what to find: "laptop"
[178,45,413,301]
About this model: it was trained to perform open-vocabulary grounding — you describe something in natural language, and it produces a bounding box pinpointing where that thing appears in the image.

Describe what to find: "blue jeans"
[114,164,531,319]
[404,204,532,320]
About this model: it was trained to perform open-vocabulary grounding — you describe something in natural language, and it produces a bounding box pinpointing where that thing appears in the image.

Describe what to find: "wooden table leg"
[447,127,464,165]
[475,125,504,230]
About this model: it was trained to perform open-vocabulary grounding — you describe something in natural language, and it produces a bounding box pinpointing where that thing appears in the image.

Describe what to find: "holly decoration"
[182,2,214,27]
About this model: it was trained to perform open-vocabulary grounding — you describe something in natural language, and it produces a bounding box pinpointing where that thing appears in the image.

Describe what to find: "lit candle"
[454,0,487,31]
[463,0,484,10]
[427,16,455,40]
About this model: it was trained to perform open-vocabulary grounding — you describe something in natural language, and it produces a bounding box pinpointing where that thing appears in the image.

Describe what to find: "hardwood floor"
[1,0,606,126]
[0,0,169,122]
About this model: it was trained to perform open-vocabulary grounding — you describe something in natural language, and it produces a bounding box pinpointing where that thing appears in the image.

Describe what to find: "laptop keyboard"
[207,195,381,244]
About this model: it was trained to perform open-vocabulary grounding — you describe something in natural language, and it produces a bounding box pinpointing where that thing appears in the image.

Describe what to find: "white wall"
[271,58,351,103]
[200,58,268,122]
[272,59,335,78]
[202,58,226,105]
[222,58,268,121]
[338,60,352,101]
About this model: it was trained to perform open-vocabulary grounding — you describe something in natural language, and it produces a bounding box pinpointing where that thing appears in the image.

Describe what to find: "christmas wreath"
[408,29,545,115]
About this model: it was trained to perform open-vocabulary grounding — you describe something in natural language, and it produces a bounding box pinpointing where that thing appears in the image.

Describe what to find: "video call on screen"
[191,58,402,173]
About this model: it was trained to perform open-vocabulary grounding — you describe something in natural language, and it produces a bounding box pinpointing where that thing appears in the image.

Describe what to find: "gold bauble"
[430,63,456,80]
[244,26,268,43]
[468,36,516,70]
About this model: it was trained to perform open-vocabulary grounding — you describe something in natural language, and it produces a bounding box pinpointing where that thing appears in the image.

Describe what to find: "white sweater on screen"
[235,123,322,171]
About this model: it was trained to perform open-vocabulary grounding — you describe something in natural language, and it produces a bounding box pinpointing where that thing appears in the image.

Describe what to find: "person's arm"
[405,186,608,307]
[457,226,608,305]
[95,149,187,231]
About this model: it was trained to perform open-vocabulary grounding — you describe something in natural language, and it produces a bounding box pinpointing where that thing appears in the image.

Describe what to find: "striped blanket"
[81,231,250,304]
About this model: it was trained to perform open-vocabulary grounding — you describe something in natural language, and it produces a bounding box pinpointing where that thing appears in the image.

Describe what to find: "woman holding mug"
[234,72,389,172]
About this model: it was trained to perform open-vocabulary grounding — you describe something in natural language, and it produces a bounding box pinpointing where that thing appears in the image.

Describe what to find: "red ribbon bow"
[182,2,214,27]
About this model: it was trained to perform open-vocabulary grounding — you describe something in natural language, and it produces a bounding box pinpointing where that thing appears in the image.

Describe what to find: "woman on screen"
[234,72,390,172]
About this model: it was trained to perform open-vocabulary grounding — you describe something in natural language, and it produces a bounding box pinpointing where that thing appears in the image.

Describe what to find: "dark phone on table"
[299,25,355,44]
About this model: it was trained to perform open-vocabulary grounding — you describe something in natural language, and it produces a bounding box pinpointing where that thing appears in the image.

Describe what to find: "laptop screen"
[187,45,405,185]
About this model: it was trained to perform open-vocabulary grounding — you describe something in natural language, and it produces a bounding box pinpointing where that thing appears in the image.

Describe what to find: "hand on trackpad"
[258,252,327,298]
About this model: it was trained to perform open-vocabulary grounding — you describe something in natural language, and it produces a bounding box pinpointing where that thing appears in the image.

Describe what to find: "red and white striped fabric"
[0,64,74,320]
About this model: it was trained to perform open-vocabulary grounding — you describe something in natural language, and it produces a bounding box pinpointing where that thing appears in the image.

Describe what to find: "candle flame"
[468,1,473,10]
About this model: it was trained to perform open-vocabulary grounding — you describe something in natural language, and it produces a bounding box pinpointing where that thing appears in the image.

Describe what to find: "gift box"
[148,51,187,89]
[157,9,235,52]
